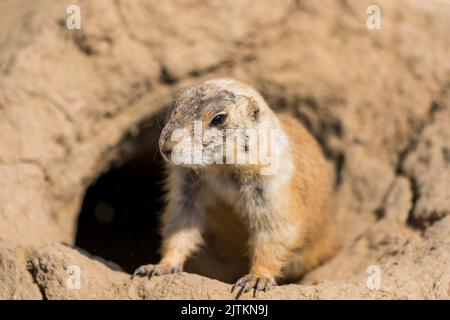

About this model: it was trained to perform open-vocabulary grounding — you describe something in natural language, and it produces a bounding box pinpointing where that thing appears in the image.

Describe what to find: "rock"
[0,241,41,300]
[381,177,413,224]
[403,102,450,227]
[339,145,395,213]
[27,243,129,300]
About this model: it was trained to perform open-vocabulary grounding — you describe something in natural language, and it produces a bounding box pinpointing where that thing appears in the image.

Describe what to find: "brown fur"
[133,79,338,296]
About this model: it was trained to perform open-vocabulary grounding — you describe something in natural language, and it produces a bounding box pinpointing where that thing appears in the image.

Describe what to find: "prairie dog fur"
[133,79,338,297]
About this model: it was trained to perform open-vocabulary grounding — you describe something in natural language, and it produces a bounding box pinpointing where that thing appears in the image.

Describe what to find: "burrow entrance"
[75,112,167,274]
[74,106,341,282]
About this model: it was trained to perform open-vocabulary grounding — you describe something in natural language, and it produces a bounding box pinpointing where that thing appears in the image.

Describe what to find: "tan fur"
[133,79,338,295]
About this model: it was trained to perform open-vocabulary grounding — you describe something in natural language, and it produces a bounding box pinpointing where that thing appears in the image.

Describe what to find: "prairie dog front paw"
[231,273,277,299]
[131,263,183,279]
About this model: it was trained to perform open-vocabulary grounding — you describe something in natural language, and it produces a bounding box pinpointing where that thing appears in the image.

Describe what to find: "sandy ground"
[0,0,449,299]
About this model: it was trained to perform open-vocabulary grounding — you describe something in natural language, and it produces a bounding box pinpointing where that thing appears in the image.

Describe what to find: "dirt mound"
[0,0,449,299]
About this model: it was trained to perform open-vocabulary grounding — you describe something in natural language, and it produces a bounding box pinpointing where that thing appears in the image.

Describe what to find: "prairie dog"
[133,79,338,297]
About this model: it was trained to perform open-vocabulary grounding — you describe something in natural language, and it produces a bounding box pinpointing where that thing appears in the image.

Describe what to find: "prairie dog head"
[159,79,280,173]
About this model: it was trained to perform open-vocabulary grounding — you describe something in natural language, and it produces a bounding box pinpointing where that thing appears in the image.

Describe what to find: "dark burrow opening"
[75,112,167,274]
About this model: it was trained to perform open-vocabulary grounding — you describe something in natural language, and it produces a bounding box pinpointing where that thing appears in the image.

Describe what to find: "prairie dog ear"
[236,95,259,115]
[243,96,260,120]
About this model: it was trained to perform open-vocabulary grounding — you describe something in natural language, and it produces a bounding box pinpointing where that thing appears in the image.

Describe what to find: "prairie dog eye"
[210,113,227,126]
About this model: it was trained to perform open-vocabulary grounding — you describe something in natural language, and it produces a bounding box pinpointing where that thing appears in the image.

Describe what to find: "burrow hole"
[75,111,167,274]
